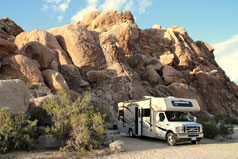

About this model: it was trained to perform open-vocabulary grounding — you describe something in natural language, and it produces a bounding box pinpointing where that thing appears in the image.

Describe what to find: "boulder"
[29,84,51,98]
[127,54,146,78]
[89,10,134,32]
[37,135,64,148]
[99,32,126,67]
[195,41,215,60]
[87,70,111,83]
[28,95,57,110]
[152,85,170,97]
[69,90,81,102]
[0,38,17,56]
[82,11,100,28]
[101,22,140,56]
[162,65,186,85]
[214,134,224,141]
[160,53,175,65]
[41,69,69,93]
[145,57,164,71]
[0,28,8,40]
[127,54,145,69]
[152,24,162,29]
[60,64,89,92]
[0,17,24,36]
[2,55,44,84]
[109,140,126,152]
[143,65,162,85]
[0,79,30,114]
[14,29,72,65]
[129,81,149,99]
[48,24,105,70]
[18,42,55,69]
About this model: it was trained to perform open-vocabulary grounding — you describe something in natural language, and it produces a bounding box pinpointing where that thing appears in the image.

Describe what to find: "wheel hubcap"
[168,136,173,143]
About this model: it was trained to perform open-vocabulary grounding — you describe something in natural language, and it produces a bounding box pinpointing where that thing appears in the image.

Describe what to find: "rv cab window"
[159,113,165,121]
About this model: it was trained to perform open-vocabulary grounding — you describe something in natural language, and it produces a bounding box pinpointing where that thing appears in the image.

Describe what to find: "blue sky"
[1,0,238,83]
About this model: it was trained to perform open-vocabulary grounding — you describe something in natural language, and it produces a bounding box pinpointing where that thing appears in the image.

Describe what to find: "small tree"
[42,89,108,152]
[0,108,37,153]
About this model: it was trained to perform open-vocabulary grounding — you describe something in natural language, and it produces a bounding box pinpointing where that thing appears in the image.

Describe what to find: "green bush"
[219,124,234,137]
[224,115,238,124]
[0,108,38,153]
[198,115,234,138]
[29,107,52,127]
[42,89,108,152]
[198,116,219,138]
[214,115,238,124]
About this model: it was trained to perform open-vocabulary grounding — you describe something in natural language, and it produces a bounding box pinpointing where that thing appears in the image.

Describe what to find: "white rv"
[118,96,204,146]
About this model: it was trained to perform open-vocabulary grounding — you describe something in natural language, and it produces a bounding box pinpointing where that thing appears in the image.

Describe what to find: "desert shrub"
[42,89,108,152]
[214,115,225,123]
[0,108,38,153]
[219,124,234,137]
[198,115,234,138]
[214,115,238,124]
[224,115,238,124]
[198,116,219,138]
[29,107,52,127]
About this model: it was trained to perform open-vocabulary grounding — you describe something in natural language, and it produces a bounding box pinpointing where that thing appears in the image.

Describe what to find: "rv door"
[135,107,142,136]
[156,112,167,138]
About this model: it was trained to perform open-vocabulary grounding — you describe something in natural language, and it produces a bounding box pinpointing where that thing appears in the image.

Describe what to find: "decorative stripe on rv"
[156,125,167,131]
[122,118,130,125]
[120,106,133,114]
[145,120,152,127]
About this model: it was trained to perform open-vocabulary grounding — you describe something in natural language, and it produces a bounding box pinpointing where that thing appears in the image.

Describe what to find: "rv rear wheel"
[129,129,134,137]
[167,133,176,146]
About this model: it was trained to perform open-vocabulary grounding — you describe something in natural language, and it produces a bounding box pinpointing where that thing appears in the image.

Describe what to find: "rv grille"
[185,126,200,133]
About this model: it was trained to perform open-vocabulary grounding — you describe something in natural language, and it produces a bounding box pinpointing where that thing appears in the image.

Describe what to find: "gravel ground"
[100,125,238,159]
[1,125,238,159]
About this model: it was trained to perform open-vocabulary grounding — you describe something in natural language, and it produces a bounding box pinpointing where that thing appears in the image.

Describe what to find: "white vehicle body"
[118,96,204,145]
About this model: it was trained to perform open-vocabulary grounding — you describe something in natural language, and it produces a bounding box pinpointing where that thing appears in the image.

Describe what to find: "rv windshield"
[165,112,192,122]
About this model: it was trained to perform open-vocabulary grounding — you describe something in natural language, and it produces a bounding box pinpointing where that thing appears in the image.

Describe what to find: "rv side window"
[119,110,124,116]
[142,109,151,117]
[159,113,165,121]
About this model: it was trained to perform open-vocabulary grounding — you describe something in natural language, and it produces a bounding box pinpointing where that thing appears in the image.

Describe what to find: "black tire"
[192,139,201,144]
[129,129,134,138]
[167,133,176,146]
[191,140,197,144]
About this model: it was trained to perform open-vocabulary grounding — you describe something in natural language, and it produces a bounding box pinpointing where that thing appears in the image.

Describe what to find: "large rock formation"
[1,10,238,124]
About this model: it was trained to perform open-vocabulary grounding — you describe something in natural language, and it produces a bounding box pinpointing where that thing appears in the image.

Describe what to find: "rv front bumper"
[175,133,204,140]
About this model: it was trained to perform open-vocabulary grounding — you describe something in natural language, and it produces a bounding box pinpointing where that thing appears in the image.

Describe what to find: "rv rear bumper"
[175,133,204,140]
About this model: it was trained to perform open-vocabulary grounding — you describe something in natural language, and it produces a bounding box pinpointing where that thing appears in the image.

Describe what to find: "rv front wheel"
[167,133,176,146]
[191,140,197,144]
[129,129,134,137]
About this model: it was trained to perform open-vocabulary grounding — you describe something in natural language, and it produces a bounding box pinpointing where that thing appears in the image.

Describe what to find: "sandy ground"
[1,125,238,159]
[100,125,238,159]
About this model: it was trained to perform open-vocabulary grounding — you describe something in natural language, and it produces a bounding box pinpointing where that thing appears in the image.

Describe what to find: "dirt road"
[101,125,238,159]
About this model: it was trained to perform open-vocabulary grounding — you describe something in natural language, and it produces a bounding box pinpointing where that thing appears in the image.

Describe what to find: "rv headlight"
[175,126,184,133]
[200,125,203,132]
